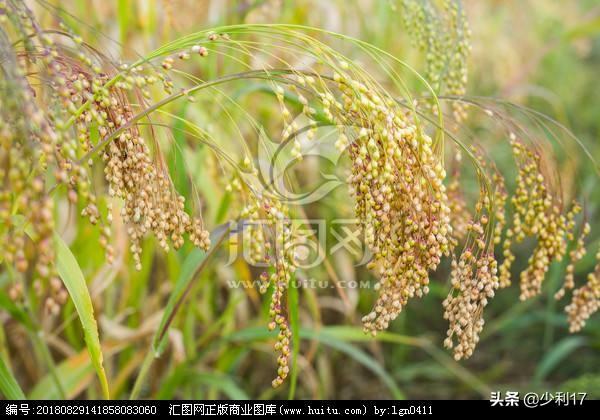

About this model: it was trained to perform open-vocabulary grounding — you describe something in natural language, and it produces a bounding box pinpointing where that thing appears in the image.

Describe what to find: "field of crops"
[0,0,599,400]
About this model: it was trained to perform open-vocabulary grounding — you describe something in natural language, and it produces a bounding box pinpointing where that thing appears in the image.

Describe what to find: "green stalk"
[129,350,154,401]
[30,331,66,399]
[129,224,230,400]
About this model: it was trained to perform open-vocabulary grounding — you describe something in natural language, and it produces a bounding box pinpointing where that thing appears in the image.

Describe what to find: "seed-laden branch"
[0,0,598,392]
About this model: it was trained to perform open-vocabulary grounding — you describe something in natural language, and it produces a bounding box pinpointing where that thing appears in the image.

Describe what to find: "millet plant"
[0,0,598,399]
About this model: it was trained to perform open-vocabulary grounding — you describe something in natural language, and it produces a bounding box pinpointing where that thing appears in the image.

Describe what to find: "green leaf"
[54,233,110,399]
[0,352,25,399]
[317,326,420,345]
[169,103,191,201]
[193,372,249,399]
[225,326,405,399]
[323,327,489,397]
[227,326,274,342]
[158,370,249,399]
[300,329,405,399]
[152,223,231,355]
[534,336,586,385]
[29,351,94,400]
[131,224,230,399]
[214,191,232,224]
[117,0,130,46]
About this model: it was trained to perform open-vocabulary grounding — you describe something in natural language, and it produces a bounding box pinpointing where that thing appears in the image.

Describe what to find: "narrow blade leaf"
[0,353,25,399]
[55,233,110,399]
[152,223,231,355]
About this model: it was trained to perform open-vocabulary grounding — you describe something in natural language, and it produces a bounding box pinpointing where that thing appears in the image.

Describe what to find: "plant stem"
[129,349,155,400]
[30,331,67,399]
[130,224,230,400]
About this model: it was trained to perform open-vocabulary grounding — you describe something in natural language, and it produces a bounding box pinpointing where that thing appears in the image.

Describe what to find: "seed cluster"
[328,75,452,334]
[565,247,600,332]
[68,65,211,269]
[502,140,580,300]
[272,68,458,337]
[0,1,68,313]
[102,118,211,268]
[0,0,211,319]
[400,0,471,120]
[441,158,499,359]
[241,196,297,387]
[443,248,498,360]
[265,198,297,388]
[3,1,600,390]
[555,222,590,300]
[439,144,513,359]
[240,200,269,272]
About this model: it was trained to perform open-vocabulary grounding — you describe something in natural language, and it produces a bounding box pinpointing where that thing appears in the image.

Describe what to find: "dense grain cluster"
[400,0,471,120]
[555,222,590,300]
[272,65,457,337]
[500,140,581,300]
[69,63,211,269]
[443,248,498,360]
[263,198,296,388]
[1,0,600,393]
[565,248,600,332]
[240,200,269,272]
[251,52,599,368]
[327,73,452,334]
[272,66,454,335]
[240,196,297,387]
[264,64,456,372]
[441,152,507,360]
[0,1,67,312]
[0,0,210,313]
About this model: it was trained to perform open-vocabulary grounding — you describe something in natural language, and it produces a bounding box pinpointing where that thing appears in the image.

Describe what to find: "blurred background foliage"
[2,0,600,399]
